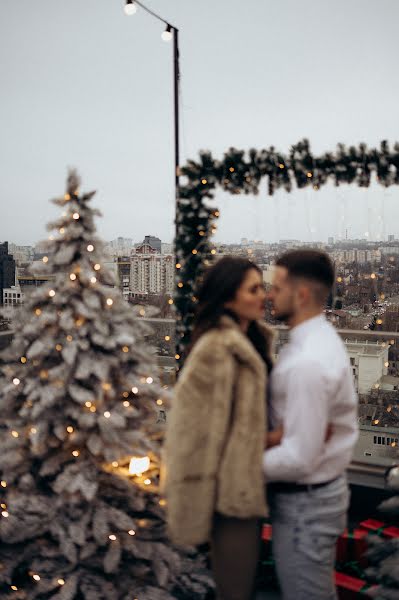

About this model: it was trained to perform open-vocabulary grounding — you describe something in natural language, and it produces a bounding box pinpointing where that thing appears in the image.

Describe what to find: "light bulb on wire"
[124,0,137,15]
[161,24,173,41]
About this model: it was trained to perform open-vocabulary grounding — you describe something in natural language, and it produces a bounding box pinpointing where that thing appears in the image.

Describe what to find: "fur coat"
[163,315,274,547]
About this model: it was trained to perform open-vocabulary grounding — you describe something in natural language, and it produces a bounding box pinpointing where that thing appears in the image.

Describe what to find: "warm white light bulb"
[124,0,137,15]
[162,29,173,42]
[129,456,150,475]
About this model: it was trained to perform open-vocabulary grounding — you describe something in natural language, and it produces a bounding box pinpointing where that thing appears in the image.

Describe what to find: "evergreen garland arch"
[175,139,399,360]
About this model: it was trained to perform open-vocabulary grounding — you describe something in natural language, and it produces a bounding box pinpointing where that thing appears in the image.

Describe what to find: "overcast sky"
[1,0,399,246]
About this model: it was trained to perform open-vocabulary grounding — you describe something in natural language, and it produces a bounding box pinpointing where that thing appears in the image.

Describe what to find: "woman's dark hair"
[189,256,271,370]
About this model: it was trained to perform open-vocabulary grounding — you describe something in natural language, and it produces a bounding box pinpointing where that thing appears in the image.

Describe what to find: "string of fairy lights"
[124,0,175,41]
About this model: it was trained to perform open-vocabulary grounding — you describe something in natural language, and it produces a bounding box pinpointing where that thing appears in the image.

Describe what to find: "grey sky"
[1,0,399,246]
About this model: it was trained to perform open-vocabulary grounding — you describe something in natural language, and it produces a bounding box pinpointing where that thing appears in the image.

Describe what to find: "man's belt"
[268,476,340,494]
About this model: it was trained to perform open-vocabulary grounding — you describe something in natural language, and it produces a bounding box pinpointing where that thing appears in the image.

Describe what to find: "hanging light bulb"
[161,24,173,41]
[124,0,137,15]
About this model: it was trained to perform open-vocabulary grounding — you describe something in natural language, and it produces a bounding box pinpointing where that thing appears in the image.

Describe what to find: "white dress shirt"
[263,314,358,483]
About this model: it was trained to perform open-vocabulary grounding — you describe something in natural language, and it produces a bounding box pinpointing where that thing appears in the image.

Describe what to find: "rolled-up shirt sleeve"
[263,360,329,482]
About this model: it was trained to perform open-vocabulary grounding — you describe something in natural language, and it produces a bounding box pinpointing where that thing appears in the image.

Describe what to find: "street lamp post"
[124,1,181,368]
[124,0,180,203]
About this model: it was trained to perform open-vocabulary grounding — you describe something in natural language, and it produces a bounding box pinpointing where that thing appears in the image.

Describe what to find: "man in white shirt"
[263,249,358,600]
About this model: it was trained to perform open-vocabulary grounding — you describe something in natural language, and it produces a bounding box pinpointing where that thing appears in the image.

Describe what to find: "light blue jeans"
[269,475,350,600]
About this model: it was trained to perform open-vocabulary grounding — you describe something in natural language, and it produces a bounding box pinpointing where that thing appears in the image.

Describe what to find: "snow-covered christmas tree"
[0,172,212,599]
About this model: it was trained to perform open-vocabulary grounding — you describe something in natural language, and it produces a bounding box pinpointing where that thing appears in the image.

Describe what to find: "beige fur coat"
[163,315,274,547]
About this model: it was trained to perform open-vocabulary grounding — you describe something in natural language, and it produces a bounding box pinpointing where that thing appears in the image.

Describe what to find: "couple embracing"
[164,249,358,600]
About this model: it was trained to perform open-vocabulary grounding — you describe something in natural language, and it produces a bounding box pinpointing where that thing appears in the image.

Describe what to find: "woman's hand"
[265,424,333,449]
[325,424,334,442]
[265,426,283,449]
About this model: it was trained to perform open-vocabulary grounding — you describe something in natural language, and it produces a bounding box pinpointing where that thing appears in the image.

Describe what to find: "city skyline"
[4,231,399,251]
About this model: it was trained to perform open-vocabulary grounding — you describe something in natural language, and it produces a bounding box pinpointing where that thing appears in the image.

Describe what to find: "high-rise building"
[131,254,174,295]
[328,237,334,245]
[345,340,389,394]
[8,243,34,264]
[161,242,173,255]
[380,246,399,255]
[116,256,131,301]
[136,236,162,254]
[388,235,395,242]
[0,242,16,305]
[3,285,23,306]
[107,237,134,256]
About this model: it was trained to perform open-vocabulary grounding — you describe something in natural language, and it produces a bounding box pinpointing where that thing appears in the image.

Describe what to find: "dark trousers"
[211,513,261,600]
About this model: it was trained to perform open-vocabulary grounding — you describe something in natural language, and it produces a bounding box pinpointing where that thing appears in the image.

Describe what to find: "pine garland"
[175,139,399,361]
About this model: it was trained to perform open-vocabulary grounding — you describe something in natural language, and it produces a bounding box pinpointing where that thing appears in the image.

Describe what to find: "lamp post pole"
[173,27,180,191]
[124,0,181,366]
[126,0,180,201]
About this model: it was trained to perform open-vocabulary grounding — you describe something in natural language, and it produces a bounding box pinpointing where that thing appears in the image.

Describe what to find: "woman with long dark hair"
[164,256,274,600]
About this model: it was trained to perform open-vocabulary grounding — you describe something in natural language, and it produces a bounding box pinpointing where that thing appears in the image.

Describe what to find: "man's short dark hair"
[276,249,335,293]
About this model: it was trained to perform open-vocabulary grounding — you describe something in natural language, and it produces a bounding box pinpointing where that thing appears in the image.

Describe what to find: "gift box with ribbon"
[335,571,373,600]
[336,528,369,569]
[359,518,399,539]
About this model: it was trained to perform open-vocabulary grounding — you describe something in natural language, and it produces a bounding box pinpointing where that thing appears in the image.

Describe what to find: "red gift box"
[336,528,368,568]
[261,523,273,560]
[335,571,372,600]
[259,522,277,586]
[360,518,399,539]
[261,523,272,542]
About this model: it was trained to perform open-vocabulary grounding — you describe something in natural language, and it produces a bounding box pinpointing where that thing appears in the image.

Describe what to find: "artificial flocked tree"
[0,172,212,599]
[366,467,399,599]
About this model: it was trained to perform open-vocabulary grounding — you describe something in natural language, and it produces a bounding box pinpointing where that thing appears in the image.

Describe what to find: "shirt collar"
[289,313,326,346]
